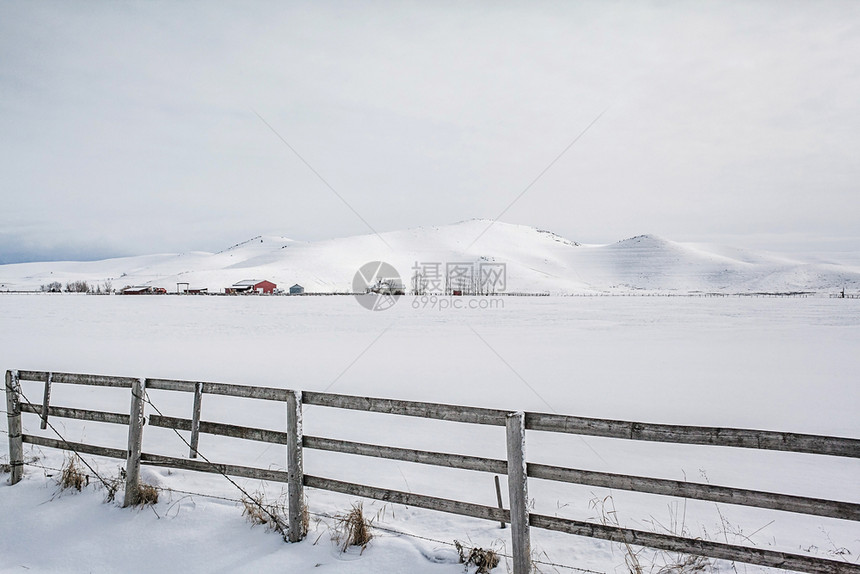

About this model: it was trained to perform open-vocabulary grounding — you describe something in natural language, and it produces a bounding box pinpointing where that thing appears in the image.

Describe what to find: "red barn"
[231,279,277,294]
[253,280,276,294]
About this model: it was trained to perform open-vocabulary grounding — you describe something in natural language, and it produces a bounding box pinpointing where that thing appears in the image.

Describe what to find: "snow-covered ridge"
[0,222,858,294]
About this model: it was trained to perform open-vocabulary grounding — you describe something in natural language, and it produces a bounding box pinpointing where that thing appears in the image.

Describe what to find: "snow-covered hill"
[1,220,858,294]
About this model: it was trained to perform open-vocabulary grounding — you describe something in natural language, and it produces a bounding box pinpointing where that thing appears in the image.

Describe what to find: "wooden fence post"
[286,390,305,542]
[123,378,146,507]
[506,411,531,574]
[40,372,52,430]
[494,475,507,528]
[5,370,24,484]
[189,382,203,458]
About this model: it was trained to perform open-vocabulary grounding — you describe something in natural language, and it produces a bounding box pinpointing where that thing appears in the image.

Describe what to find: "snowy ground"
[1,294,858,574]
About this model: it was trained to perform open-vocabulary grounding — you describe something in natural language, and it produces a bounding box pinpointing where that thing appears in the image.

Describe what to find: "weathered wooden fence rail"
[6,369,860,574]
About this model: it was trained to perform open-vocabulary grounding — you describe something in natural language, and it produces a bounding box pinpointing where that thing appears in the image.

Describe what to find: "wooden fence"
[5,369,860,574]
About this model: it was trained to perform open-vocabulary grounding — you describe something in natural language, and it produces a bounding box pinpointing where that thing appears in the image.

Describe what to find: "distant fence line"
[5,370,860,574]
[0,290,848,298]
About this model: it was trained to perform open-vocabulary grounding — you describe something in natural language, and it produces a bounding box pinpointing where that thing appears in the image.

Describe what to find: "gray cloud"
[2,1,859,263]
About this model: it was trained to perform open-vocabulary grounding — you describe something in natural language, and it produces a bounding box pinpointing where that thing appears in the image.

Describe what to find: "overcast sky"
[2,1,858,263]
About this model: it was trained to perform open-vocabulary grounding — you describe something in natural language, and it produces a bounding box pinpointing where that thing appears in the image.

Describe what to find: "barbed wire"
[16,386,116,493]
[149,483,604,573]
[10,384,289,539]
[23,461,63,474]
[18,454,602,573]
[10,388,604,574]
[139,389,292,540]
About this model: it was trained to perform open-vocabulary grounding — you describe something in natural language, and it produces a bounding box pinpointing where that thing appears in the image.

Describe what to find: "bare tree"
[65,280,89,293]
[41,281,62,293]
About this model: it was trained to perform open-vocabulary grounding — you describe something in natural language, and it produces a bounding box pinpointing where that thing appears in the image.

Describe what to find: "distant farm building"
[177,282,208,295]
[289,284,305,295]
[229,279,277,295]
[121,286,167,295]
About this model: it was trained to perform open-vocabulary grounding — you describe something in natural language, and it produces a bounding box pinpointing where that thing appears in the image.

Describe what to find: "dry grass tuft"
[102,467,125,503]
[300,497,310,538]
[591,495,712,574]
[332,502,374,553]
[241,491,288,537]
[655,554,709,574]
[455,540,500,573]
[135,482,159,506]
[591,495,644,574]
[645,497,711,574]
[240,490,308,541]
[59,456,88,492]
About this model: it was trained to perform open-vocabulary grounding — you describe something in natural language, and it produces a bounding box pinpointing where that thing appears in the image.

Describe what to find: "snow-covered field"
[1,294,858,574]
